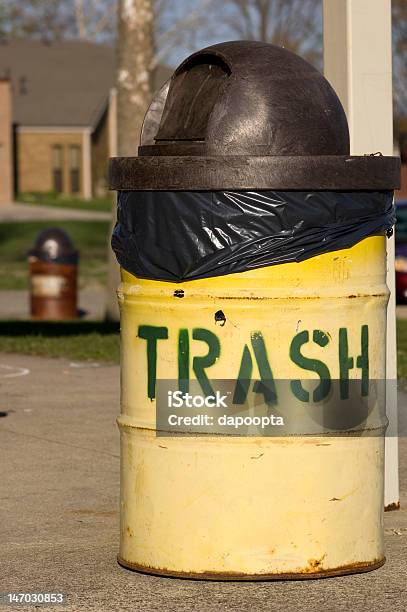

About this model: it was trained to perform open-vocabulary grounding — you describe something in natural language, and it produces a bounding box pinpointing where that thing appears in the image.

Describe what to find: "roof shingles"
[0,39,171,128]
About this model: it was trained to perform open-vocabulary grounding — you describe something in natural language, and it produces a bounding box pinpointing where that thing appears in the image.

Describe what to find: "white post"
[323,0,399,509]
[82,128,93,200]
[108,88,118,158]
[105,88,120,321]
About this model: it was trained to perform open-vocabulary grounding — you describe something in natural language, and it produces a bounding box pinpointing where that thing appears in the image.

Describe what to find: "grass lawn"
[18,192,113,213]
[397,319,407,379]
[0,321,120,363]
[0,220,111,290]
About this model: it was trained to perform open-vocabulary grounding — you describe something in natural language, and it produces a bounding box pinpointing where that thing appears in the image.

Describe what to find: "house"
[0,78,12,203]
[0,39,171,200]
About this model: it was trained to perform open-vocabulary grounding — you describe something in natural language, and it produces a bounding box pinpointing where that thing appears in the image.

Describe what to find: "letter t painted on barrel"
[138,325,168,400]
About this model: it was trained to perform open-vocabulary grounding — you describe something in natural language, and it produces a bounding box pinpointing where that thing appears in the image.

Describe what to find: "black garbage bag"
[111,190,395,282]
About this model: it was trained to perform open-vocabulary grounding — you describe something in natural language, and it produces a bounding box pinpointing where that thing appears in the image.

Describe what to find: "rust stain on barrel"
[117,556,386,581]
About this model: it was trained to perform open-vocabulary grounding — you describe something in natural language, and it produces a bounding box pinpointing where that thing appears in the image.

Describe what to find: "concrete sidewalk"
[0,353,406,611]
[0,202,110,222]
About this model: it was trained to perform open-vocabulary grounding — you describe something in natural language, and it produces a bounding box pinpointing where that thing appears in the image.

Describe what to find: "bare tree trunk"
[105,0,155,321]
[74,0,87,39]
[116,0,154,156]
[393,0,407,116]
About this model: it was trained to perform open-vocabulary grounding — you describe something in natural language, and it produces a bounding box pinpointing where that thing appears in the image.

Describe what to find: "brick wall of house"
[17,130,85,196]
[0,80,13,204]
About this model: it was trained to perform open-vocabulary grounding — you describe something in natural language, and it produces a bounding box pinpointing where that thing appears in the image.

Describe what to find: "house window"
[52,145,63,193]
[69,145,81,194]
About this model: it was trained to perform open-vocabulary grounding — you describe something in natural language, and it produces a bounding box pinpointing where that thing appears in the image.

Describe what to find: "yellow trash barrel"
[110,41,400,579]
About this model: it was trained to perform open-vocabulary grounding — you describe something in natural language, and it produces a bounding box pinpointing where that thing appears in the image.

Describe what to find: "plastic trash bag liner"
[111,190,395,282]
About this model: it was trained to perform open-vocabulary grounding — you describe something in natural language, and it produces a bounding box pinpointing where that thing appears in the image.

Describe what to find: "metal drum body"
[28,228,78,320]
[117,235,388,579]
[29,258,78,320]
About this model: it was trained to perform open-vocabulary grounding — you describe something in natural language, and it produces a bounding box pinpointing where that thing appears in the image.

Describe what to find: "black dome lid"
[29,228,78,264]
[142,41,350,156]
[109,41,400,191]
